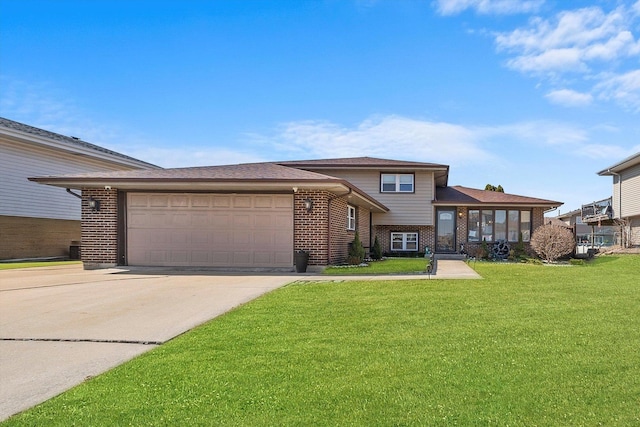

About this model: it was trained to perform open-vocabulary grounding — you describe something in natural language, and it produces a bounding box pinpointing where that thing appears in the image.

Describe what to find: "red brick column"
[294,190,330,266]
[81,188,118,269]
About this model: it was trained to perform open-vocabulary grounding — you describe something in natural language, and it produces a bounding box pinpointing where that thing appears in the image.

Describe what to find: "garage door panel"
[127,193,293,267]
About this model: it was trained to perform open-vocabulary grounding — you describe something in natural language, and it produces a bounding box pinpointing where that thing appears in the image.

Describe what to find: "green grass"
[324,257,429,274]
[4,255,640,426]
[0,260,80,270]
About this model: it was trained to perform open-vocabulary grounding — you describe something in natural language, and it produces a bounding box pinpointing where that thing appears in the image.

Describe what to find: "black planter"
[294,250,309,273]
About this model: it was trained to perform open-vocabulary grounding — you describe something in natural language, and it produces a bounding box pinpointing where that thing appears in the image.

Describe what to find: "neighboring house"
[0,117,159,260]
[29,157,562,269]
[597,152,640,247]
[552,208,617,247]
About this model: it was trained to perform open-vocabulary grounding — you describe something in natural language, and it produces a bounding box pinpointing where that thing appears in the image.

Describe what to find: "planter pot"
[294,250,309,273]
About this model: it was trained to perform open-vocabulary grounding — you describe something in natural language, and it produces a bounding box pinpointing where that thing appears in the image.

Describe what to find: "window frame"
[390,232,419,251]
[468,209,532,243]
[380,173,415,193]
[347,205,356,231]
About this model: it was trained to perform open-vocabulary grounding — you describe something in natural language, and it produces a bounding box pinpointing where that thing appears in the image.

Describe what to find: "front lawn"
[324,257,429,275]
[4,255,640,426]
[0,261,80,270]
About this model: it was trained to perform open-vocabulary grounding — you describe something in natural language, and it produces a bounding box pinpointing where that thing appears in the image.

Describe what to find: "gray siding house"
[0,117,158,260]
[598,152,640,247]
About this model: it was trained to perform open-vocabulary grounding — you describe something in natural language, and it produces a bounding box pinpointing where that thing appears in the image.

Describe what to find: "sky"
[2,0,640,215]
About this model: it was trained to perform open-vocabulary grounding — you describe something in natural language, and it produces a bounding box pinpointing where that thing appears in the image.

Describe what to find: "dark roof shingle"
[435,186,562,207]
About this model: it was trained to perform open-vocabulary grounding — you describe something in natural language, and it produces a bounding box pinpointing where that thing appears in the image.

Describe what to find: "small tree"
[530,225,575,262]
[371,236,383,260]
[348,231,366,265]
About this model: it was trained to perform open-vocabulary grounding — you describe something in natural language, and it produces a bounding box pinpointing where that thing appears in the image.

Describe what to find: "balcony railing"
[581,197,613,223]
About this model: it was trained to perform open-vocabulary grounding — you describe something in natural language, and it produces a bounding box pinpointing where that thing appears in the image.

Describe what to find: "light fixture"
[88,197,100,212]
[458,211,463,219]
[304,198,313,212]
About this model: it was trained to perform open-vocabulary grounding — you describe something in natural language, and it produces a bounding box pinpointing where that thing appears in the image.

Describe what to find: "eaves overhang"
[28,176,389,213]
[597,152,640,175]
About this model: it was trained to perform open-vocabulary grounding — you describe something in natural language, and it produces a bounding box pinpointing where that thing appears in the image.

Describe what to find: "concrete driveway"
[0,264,295,421]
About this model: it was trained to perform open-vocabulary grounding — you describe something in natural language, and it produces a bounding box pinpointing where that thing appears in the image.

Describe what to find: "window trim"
[380,173,415,193]
[347,205,356,231]
[467,208,532,243]
[390,232,419,251]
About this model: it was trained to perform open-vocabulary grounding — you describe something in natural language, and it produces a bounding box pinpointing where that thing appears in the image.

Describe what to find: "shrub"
[371,236,383,260]
[348,231,366,265]
[530,225,575,263]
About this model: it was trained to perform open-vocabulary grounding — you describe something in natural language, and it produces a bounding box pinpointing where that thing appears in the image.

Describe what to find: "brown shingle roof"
[277,156,448,169]
[32,162,338,182]
[435,186,562,208]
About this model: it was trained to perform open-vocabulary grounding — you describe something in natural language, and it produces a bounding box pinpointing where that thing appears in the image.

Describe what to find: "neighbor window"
[347,205,356,231]
[469,209,531,242]
[381,173,414,193]
[391,232,418,251]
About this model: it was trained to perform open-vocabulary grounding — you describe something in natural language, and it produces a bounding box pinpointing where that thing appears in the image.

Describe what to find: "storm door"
[436,208,456,253]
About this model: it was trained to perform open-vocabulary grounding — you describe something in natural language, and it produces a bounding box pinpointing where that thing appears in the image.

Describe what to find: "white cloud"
[545,89,593,107]
[594,69,640,111]
[495,6,638,75]
[250,115,494,166]
[434,0,544,16]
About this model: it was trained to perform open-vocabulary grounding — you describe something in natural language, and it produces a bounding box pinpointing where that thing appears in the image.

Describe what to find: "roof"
[277,156,448,169]
[0,116,158,169]
[597,152,640,175]
[29,162,389,213]
[434,186,563,208]
[278,156,450,186]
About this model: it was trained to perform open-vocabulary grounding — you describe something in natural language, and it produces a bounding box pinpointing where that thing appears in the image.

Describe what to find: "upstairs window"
[347,205,356,231]
[381,173,414,193]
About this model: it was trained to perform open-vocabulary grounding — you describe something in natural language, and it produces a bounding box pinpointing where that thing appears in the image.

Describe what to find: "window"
[468,210,480,242]
[391,232,418,251]
[347,205,356,231]
[495,210,507,241]
[381,173,414,193]
[470,209,532,242]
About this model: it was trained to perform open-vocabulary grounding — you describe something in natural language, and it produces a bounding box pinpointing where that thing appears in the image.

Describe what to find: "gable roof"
[29,162,389,212]
[597,152,640,175]
[278,156,450,186]
[0,116,158,169]
[434,186,562,209]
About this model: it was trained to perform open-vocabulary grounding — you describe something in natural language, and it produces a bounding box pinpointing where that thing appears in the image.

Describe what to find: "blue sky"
[2,0,640,214]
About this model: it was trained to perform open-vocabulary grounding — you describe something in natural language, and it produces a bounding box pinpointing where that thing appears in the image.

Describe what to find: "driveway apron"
[0,265,294,421]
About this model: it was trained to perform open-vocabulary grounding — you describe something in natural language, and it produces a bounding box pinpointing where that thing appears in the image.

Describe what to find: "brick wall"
[81,188,118,269]
[373,225,435,255]
[0,215,80,260]
[293,191,373,266]
[294,190,330,265]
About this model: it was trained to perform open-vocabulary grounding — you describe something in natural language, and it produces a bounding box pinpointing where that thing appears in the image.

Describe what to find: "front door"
[436,208,456,253]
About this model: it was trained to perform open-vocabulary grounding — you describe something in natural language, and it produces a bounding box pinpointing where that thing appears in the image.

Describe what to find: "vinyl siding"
[612,163,640,219]
[0,139,140,220]
[307,169,435,226]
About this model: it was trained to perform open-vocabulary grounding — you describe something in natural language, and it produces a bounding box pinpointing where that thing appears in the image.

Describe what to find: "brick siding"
[373,225,435,255]
[81,188,118,269]
[0,215,80,260]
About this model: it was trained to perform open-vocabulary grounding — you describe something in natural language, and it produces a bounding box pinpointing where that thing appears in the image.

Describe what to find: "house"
[0,117,159,260]
[29,157,562,269]
[552,208,617,247]
[597,152,640,247]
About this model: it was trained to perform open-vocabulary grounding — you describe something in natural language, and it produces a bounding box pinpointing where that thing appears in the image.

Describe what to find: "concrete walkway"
[0,260,479,421]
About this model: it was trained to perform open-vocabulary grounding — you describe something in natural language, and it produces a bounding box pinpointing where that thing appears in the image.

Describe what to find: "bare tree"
[530,224,576,262]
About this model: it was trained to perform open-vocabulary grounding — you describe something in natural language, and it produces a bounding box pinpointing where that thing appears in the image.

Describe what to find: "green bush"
[371,236,383,260]
[348,231,366,265]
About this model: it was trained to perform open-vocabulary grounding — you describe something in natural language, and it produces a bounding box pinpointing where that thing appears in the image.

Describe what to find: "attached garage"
[126,193,294,267]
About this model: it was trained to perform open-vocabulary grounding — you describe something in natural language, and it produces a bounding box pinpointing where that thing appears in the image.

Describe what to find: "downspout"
[327,188,353,265]
[66,188,82,199]
[608,169,624,247]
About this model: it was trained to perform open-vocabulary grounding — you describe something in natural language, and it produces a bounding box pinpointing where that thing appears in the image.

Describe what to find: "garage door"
[127,193,294,267]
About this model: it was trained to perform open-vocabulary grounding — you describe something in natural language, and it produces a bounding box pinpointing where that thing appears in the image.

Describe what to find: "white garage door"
[127,193,294,267]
